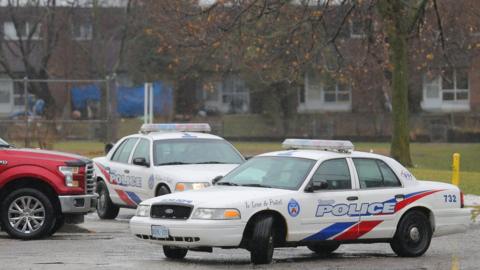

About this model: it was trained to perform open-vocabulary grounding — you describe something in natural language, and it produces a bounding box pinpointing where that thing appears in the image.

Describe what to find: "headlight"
[58,166,80,187]
[191,208,241,220]
[136,204,151,217]
[175,182,210,192]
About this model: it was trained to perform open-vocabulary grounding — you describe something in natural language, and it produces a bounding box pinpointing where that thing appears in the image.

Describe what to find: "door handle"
[395,194,405,200]
[347,196,358,201]
[124,169,130,174]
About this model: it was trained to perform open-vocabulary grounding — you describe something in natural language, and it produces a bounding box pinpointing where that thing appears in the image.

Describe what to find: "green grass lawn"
[46,140,480,195]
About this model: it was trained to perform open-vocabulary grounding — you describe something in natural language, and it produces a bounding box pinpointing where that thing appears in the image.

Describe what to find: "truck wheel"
[307,242,340,255]
[163,246,188,259]
[48,216,65,236]
[250,215,275,264]
[390,210,432,257]
[0,188,55,239]
[96,181,120,219]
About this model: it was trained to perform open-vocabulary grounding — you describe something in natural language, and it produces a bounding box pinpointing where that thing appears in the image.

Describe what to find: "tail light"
[460,191,464,208]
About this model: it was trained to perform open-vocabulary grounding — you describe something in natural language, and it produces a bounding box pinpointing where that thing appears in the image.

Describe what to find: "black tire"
[250,215,275,264]
[48,215,65,236]
[0,188,56,240]
[163,246,188,260]
[307,242,340,255]
[390,210,432,257]
[155,185,170,197]
[96,181,120,220]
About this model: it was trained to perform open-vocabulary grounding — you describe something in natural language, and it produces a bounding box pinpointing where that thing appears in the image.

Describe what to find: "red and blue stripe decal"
[114,189,142,206]
[303,189,442,241]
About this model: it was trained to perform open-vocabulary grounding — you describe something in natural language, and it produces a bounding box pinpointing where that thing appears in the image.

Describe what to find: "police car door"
[300,158,361,242]
[107,137,140,207]
[128,138,154,202]
[352,158,404,239]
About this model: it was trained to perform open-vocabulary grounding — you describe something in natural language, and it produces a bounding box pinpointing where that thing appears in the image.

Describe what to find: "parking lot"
[0,209,477,270]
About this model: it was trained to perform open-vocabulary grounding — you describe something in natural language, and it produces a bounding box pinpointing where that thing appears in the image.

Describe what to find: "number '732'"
[444,194,457,203]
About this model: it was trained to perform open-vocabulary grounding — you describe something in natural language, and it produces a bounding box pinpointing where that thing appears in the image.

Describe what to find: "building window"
[3,22,41,40]
[350,19,367,39]
[298,73,351,112]
[72,22,93,40]
[323,78,351,103]
[421,68,470,112]
[203,76,249,114]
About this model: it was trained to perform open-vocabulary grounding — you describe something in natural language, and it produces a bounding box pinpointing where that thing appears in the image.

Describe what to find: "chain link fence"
[0,77,116,148]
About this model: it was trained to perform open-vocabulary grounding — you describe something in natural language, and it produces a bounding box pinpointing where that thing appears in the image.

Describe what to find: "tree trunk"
[379,1,413,167]
[388,31,412,166]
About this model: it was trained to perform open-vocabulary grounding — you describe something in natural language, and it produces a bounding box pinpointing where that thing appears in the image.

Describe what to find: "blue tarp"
[71,82,173,117]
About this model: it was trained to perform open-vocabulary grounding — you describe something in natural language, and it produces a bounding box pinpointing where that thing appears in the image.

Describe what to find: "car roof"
[124,131,225,141]
[259,149,390,161]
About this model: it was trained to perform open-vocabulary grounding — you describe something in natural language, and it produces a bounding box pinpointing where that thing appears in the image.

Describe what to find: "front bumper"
[58,194,98,214]
[130,216,246,248]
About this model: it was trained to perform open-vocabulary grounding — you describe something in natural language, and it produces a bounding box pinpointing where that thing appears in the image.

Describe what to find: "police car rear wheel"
[96,181,120,220]
[307,242,340,255]
[390,210,432,257]
[250,215,275,264]
[163,246,188,259]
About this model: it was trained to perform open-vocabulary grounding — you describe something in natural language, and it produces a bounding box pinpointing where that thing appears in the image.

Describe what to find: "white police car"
[129,139,471,264]
[93,123,244,219]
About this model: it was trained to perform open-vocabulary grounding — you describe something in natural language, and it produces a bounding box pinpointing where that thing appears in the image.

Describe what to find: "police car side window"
[353,158,401,188]
[311,159,351,190]
[131,139,150,165]
[112,138,138,163]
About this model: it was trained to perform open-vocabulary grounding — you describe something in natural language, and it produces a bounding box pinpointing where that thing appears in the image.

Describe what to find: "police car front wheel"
[163,246,188,259]
[390,210,432,257]
[96,181,120,220]
[250,215,275,264]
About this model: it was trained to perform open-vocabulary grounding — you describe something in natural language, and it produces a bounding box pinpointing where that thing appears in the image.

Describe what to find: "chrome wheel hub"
[8,196,45,234]
[409,227,420,242]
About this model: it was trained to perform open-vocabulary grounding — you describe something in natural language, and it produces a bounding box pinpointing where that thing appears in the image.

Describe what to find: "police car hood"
[155,164,239,183]
[144,186,294,207]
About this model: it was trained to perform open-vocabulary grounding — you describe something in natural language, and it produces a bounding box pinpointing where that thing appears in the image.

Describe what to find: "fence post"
[23,77,29,147]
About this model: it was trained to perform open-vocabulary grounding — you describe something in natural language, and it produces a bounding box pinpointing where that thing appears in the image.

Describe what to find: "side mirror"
[105,142,114,155]
[212,175,223,185]
[305,181,328,192]
[133,157,149,167]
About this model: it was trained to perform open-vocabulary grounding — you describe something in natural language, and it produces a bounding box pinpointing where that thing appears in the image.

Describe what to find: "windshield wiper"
[194,161,226,164]
[157,162,191,166]
[216,182,239,186]
[240,183,272,188]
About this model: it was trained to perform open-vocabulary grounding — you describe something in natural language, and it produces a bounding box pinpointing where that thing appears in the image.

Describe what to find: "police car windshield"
[153,139,243,166]
[219,156,316,190]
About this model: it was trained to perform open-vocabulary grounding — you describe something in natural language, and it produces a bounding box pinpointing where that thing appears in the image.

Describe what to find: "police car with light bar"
[93,123,244,219]
[129,139,471,264]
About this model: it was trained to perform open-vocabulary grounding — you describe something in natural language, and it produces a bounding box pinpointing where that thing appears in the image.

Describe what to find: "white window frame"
[421,69,470,112]
[298,73,352,112]
[3,21,41,40]
[71,22,93,41]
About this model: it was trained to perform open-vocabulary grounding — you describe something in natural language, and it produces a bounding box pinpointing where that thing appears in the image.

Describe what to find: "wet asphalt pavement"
[0,209,479,270]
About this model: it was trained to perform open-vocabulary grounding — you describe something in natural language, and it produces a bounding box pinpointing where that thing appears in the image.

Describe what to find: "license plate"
[151,225,169,238]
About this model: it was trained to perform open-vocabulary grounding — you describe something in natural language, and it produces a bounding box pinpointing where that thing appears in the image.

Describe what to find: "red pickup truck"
[0,138,97,239]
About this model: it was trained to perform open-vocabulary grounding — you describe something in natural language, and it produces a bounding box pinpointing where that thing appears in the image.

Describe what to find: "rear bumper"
[433,207,472,237]
[58,194,98,214]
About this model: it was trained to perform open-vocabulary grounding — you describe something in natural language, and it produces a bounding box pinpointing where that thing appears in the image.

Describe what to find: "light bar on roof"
[140,123,211,134]
[282,139,354,153]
